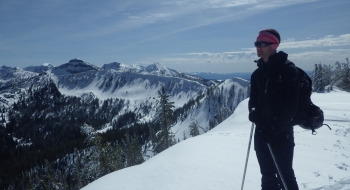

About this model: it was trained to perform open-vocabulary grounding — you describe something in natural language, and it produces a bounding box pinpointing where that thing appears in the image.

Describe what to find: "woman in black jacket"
[248,29,299,190]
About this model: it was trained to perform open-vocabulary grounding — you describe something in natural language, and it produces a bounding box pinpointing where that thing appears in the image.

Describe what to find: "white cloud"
[178,47,350,64]
[253,0,318,9]
[289,49,350,60]
[148,33,350,72]
[138,55,256,73]
[182,51,256,60]
[281,34,350,49]
[165,33,350,64]
[239,34,350,52]
[283,38,296,42]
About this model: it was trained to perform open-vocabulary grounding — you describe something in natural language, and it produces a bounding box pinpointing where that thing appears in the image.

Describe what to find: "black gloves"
[249,109,281,143]
[248,109,260,124]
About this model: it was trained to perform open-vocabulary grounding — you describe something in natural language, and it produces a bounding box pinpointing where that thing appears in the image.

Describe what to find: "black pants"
[254,129,299,190]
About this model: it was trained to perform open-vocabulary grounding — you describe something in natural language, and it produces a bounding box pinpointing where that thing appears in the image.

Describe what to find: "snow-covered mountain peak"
[146,62,163,70]
[23,63,55,74]
[101,62,140,73]
[146,62,164,70]
[52,58,100,75]
[144,62,178,76]
[102,62,123,70]
[1,65,37,80]
[0,66,19,79]
[1,65,16,70]
[42,63,54,67]
[102,62,186,77]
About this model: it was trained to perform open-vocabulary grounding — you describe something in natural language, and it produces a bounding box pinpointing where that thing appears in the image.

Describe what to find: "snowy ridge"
[0,66,38,81]
[24,59,204,79]
[82,89,350,190]
[23,63,55,73]
[52,58,101,75]
[51,69,249,140]
[0,66,40,107]
[1,59,250,141]
[53,69,209,108]
[143,62,177,76]
[172,77,248,140]
[101,62,140,72]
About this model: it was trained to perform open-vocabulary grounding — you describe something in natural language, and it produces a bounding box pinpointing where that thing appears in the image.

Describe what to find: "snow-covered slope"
[82,89,350,190]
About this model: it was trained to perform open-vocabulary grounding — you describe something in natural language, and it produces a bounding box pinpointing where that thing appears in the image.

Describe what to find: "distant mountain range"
[189,69,313,81]
[0,57,250,149]
[189,71,252,80]
[0,58,251,189]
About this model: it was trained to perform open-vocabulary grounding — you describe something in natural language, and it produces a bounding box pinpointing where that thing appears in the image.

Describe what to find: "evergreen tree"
[73,148,83,189]
[188,119,200,137]
[322,64,333,91]
[43,159,66,190]
[122,133,144,167]
[80,124,115,182]
[312,63,325,92]
[183,131,187,140]
[334,58,350,91]
[152,86,175,154]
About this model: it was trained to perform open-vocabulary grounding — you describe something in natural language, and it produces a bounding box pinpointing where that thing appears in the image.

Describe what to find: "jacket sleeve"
[248,71,259,113]
[273,65,300,130]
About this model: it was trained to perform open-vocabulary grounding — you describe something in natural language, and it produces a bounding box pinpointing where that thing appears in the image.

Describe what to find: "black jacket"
[249,51,299,132]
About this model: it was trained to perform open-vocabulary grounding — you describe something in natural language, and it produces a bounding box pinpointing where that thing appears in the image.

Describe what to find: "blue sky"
[1,0,349,73]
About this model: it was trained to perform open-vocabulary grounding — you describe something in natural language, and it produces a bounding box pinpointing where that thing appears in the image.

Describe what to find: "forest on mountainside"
[0,78,239,189]
[312,58,350,92]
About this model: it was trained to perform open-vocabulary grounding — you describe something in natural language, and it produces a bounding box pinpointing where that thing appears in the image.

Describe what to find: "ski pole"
[267,143,288,190]
[241,122,255,190]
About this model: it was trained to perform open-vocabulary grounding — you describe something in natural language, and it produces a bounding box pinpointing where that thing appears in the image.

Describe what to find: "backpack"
[286,61,331,135]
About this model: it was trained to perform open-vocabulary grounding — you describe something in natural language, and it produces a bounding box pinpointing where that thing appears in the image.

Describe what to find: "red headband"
[256,31,279,50]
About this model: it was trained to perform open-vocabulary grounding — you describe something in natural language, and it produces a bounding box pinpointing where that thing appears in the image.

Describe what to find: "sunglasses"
[254,41,276,48]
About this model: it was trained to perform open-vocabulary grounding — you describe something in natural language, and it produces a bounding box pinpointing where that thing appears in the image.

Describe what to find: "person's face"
[255,41,276,62]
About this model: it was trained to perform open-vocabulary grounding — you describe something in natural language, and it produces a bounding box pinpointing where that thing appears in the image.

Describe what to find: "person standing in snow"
[248,29,299,190]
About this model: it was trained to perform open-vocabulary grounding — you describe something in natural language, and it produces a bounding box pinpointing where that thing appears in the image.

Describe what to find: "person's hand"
[248,110,260,124]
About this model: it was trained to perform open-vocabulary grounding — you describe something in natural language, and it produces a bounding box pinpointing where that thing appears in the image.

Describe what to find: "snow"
[82,89,350,190]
